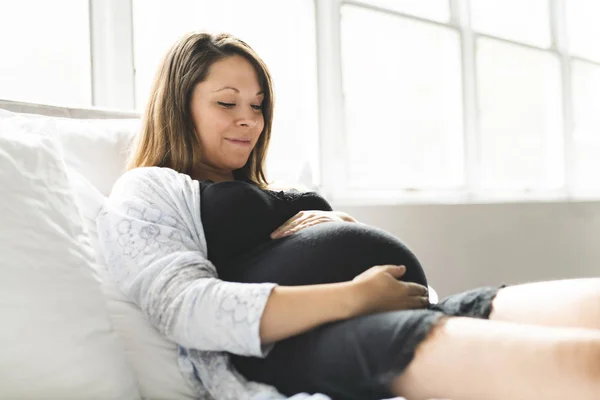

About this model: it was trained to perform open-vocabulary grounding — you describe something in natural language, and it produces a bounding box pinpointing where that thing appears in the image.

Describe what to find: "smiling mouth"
[225,138,252,146]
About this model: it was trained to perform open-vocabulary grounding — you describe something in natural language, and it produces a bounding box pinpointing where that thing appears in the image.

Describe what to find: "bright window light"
[471,0,551,48]
[566,0,600,62]
[477,38,564,191]
[341,5,464,190]
[571,60,600,194]
[351,0,450,22]
[0,0,91,106]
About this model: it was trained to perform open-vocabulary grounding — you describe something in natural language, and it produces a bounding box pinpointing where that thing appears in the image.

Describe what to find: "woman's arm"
[100,168,427,352]
[260,265,429,344]
[98,168,278,357]
[259,282,357,344]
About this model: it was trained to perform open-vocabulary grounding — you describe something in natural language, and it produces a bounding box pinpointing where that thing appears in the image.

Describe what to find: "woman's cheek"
[256,117,265,136]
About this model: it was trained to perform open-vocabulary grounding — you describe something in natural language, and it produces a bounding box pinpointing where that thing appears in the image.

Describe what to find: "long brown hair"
[126,31,274,187]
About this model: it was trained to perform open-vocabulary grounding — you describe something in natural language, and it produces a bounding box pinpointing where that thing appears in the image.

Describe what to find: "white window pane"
[566,0,600,62]
[0,0,91,106]
[132,0,205,109]
[477,38,563,191]
[352,0,450,22]
[471,0,551,48]
[341,5,464,190]
[132,0,319,186]
[571,61,600,194]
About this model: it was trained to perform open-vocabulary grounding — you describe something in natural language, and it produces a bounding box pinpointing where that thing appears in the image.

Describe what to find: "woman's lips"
[225,138,252,146]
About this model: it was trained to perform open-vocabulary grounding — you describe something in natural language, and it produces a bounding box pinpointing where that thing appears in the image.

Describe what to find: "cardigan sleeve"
[96,167,277,357]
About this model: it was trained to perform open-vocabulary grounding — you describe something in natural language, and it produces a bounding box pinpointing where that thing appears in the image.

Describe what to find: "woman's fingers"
[407,296,430,309]
[276,220,314,238]
[273,215,332,238]
[386,295,428,311]
[385,265,407,278]
[284,217,332,236]
[271,212,305,238]
[404,282,429,297]
[272,210,349,239]
[384,265,428,297]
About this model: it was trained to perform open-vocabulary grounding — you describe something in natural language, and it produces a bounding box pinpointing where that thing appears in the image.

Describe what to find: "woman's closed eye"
[218,102,262,110]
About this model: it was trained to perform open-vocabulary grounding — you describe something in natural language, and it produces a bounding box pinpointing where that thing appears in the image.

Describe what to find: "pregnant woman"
[97,31,600,400]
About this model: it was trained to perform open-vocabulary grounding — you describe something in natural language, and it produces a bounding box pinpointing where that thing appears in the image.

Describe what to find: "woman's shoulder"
[117,166,184,185]
[110,167,196,202]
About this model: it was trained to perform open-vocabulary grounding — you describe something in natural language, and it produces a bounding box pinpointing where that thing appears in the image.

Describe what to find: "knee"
[559,335,600,386]
[585,289,600,331]
[586,339,600,382]
[582,339,600,396]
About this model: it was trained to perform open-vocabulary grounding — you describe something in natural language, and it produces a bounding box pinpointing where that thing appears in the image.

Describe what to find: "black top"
[199,180,332,268]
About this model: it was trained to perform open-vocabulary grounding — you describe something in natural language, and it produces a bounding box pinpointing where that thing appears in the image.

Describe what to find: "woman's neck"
[191,168,235,182]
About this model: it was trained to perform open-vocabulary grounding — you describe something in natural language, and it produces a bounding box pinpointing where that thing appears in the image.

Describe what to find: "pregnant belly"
[217,222,428,287]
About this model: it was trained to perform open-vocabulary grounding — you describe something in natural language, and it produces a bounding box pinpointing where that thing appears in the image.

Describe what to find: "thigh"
[489,278,600,330]
[392,316,600,400]
[233,285,508,399]
[223,222,428,287]
[231,309,446,400]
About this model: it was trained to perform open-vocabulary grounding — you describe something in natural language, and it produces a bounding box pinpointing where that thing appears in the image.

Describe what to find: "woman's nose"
[236,112,258,128]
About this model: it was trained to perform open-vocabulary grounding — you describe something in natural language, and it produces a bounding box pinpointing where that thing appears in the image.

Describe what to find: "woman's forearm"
[259,282,358,344]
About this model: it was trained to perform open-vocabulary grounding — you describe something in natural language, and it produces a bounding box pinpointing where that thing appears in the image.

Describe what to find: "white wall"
[333,201,600,298]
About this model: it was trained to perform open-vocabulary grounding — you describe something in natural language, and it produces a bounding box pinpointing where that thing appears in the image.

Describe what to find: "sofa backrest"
[0,99,141,196]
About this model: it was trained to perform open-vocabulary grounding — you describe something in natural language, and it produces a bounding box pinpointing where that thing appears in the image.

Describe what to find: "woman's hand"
[270,210,357,239]
[259,265,428,344]
[350,265,430,316]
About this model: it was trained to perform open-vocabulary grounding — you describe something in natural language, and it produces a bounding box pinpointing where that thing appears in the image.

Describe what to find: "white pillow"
[66,168,197,400]
[0,109,139,196]
[0,133,140,399]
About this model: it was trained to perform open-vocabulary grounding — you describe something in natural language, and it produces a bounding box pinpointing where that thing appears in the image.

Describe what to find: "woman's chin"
[228,159,250,171]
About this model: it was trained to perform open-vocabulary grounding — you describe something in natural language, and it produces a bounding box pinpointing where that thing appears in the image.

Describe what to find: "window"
[470,0,551,48]
[565,0,600,62]
[571,61,600,195]
[4,0,600,202]
[354,0,450,22]
[340,5,464,190]
[132,0,319,186]
[476,38,563,191]
[0,0,91,106]
[333,0,600,202]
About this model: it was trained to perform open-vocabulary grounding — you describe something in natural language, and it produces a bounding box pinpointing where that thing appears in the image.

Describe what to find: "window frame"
[87,0,600,204]
[89,0,136,110]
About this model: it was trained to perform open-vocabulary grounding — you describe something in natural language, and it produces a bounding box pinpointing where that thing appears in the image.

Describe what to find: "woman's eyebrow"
[213,86,264,96]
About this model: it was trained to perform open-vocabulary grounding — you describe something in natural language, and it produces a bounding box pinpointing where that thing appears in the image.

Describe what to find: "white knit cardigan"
[96,166,330,400]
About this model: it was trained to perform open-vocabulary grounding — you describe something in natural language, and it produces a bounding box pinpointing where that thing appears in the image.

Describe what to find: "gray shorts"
[225,224,507,400]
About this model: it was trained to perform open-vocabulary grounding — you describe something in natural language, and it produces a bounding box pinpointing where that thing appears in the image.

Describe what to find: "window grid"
[88,0,136,110]
[550,0,574,198]
[86,0,600,203]
[450,0,479,199]
[332,0,600,203]
[314,0,347,201]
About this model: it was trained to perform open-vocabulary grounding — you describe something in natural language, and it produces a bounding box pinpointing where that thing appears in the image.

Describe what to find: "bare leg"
[391,317,600,400]
[489,278,600,330]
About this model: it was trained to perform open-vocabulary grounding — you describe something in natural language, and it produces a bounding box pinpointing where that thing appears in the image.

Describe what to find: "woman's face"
[190,55,265,179]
